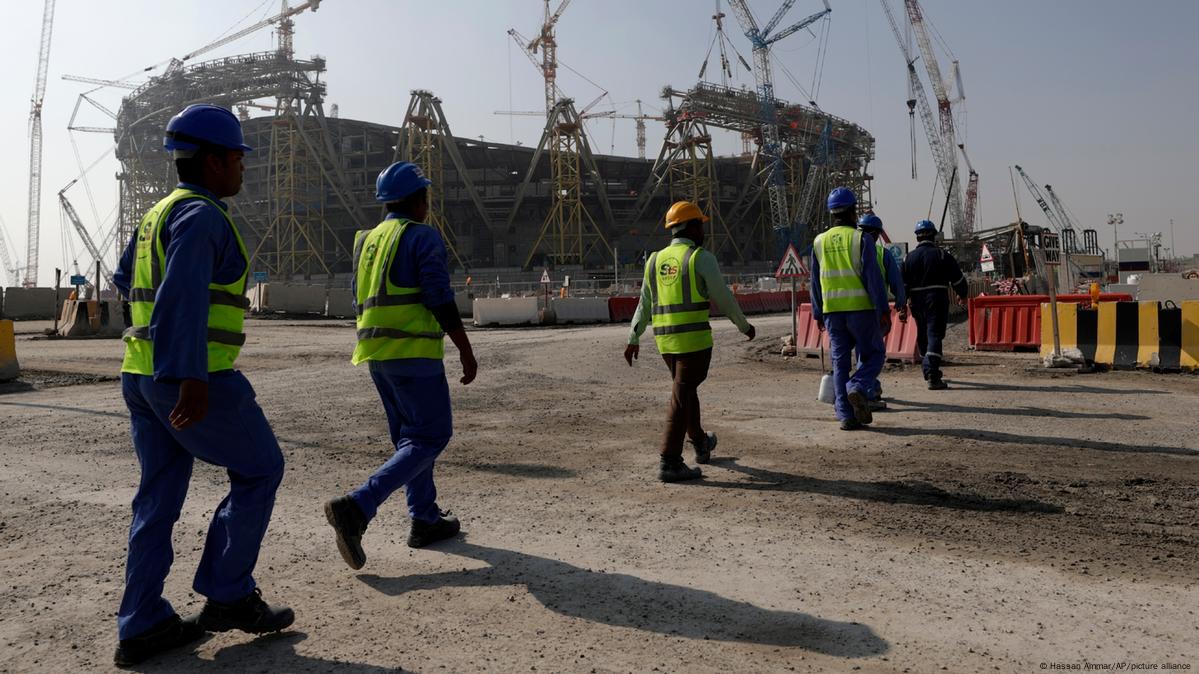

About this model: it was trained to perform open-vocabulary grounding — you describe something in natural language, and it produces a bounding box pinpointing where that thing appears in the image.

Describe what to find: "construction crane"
[0,215,21,286]
[1044,184,1081,253]
[165,0,321,74]
[501,100,663,159]
[900,0,973,237]
[880,0,964,237]
[58,181,115,286]
[508,0,573,117]
[23,0,55,287]
[726,0,832,235]
[1014,165,1068,233]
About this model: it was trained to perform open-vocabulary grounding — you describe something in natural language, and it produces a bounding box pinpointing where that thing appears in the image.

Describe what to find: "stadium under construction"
[111,47,874,282]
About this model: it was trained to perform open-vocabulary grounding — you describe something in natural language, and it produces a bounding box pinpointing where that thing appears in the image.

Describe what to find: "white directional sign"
[980,243,996,273]
[775,244,807,279]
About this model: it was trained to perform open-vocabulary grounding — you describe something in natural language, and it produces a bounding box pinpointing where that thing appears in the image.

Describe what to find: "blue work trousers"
[118,371,284,640]
[910,290,949,380]
[826,310,886,421]
[350,365,453,524]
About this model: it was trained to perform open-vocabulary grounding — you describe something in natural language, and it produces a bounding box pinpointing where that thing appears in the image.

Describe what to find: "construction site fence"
[968,293,1135,351]
[1041,300,1199,371]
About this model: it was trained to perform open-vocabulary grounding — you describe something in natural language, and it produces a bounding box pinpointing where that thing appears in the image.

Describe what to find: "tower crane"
[508,0,573,117]
[1044,184,1081,253]
[165,0,321,74]
[1013,165,1068,234]
[0,215,21,286]
[23,0,55,287]
[726,0,832,235]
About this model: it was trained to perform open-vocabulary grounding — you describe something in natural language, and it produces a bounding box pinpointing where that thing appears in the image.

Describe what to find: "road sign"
[980,244,995,273]
[775,244,807,278]
[540,269,551,284]
[69,275,87,286]
[253,271,268,283]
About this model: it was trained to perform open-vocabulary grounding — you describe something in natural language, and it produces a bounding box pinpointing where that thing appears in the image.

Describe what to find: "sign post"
[775,244,807,354]
[540,268,551,310]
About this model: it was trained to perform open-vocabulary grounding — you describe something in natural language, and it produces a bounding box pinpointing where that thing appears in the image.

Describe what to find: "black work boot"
[659,457,702,483]
[691,432,718,464]
[840,419,864,431]
[325,495,368,570]
[846,390,874,425]
[408,510,461,549]
[197,589,294,634]
[114,614,206,667]
[928,377,948,390]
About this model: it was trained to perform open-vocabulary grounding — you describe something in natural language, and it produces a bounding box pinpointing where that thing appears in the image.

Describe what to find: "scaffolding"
[394,89,494,270]
[638,82,874,255]
[508,99,614,269]
[114,51,369,279]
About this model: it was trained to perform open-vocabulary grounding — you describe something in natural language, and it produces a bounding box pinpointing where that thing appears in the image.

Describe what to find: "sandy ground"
[1,313,1197,673]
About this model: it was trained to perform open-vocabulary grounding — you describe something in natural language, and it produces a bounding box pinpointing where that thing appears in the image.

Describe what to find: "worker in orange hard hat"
[623,201,755,482]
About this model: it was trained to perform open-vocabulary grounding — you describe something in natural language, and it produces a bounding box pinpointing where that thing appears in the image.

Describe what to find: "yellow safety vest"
[351,218,445,365]
[646,241,712,354]
[813,226,875,314]
[121,188,249,375]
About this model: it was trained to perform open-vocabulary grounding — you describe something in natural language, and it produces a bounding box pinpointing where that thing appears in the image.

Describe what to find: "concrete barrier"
[1136,274,1199,302]
[551,297,610,324]
[326,288,356,318]
[0,319,17,381]
[1041,300,1199,371]
[473,297,539,326]
[57,299,123,338]
[2,287,59,320]
[248,283,327,315]
[455,292,474,318]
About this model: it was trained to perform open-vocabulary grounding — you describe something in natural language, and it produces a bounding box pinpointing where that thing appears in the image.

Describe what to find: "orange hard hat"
[664,201,710,229]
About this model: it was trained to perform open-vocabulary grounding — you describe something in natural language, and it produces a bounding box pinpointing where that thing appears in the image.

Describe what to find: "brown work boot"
[659,457,702,483]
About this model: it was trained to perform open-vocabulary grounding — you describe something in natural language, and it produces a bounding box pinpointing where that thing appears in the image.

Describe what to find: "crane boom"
[61,74,137,89]
[0,216,18,286]
[23,0,56,287]
[180,0,321,63]
[58,187,115,285]
[1014,165,1068,233]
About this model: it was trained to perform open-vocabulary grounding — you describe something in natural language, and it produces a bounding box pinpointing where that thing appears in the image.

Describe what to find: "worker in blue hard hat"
[324,160,478,570]
[811,187,891,431]
[901,219,968,389]
[856,213,907,409]
[111,103,293,666]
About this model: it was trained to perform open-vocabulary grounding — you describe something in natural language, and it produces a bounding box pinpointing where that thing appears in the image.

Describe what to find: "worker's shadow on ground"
[359,540,888,658]
[885,398,1149,421]
[130,632,412,673]
[703,458,1061,513]
[871,426,1198,457]
[947,380,1167,396]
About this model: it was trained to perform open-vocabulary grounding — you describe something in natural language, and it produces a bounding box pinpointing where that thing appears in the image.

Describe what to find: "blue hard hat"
[827,187,857,213]
[858,214,883,230]
[163,104,252,153]
[375,161,432,203]
[915,219,937,234]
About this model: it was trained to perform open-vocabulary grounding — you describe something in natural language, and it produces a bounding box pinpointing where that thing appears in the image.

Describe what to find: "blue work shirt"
[902,241,968,299]
[353,211,456,377]
[113,183,247,383]
[809,229,890,323]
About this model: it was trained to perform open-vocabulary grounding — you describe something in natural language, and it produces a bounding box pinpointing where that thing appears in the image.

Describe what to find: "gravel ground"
[1,314,1196,673]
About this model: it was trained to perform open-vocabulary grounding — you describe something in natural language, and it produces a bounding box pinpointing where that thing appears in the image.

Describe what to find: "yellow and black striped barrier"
[0,319,18,382]
[1041,300,1199,370]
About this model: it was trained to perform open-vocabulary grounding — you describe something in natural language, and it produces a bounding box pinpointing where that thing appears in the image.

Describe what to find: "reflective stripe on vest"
[120,188,250,376]
[647,242,712,354]
[814,226,874,314]
[351,218,446,365]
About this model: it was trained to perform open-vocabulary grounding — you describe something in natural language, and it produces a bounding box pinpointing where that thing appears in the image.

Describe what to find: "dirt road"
[1,314,1196,673]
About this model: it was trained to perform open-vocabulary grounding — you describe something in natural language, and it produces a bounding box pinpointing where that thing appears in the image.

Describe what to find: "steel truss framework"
[394,90,494,271]
[637,82,874,255]
[507,99,615,269]
[114,51,370,279]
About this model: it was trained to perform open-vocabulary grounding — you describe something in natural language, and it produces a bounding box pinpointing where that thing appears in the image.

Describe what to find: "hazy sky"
[2,0,1196,285]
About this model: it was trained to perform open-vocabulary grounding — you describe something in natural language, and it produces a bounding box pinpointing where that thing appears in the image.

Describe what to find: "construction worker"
[810,188,891,431]
[624,201,756,482]
[111,104,293,666]
[901,219,968,389]
[856,213,907,409]
[324,161,478,570]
